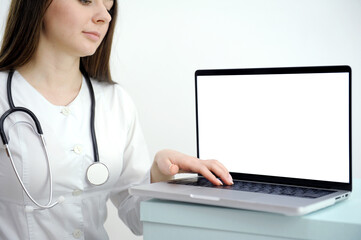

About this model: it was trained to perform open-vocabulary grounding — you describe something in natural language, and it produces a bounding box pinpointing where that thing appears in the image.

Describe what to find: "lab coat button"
[72,189,83,196]
[72,229,83,239]
[61,107,70,116]
[73,145,83,154]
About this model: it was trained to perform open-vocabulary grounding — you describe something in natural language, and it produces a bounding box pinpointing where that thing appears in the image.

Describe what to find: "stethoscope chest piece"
[86,162,109,186]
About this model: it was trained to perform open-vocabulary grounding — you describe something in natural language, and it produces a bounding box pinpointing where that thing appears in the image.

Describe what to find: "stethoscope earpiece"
[25,196,66,213]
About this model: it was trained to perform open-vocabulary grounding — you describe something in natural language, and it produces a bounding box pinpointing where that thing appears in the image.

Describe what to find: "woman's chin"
[80,50,97,57]
[78,45,100,57]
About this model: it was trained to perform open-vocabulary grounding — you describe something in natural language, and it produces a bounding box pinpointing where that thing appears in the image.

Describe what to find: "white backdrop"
[1,0,361,239]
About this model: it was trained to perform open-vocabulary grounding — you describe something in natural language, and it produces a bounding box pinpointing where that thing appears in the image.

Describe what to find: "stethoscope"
[0,68,109,212]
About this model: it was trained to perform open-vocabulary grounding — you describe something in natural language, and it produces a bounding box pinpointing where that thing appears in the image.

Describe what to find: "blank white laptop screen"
[197,72,350,183]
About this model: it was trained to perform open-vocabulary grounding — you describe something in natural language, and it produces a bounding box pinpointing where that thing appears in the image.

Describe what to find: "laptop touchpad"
[186,188,256,201]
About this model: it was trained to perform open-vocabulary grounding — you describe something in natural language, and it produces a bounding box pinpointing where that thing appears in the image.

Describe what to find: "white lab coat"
[0,71,151,239]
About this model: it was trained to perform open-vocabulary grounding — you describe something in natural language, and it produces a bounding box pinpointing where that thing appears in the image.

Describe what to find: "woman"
[0,0,233,239]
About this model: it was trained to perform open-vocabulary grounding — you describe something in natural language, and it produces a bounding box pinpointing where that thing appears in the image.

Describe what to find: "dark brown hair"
[0,0,117,83]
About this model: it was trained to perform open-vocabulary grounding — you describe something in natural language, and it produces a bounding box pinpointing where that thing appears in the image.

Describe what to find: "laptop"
[129,65,352,216]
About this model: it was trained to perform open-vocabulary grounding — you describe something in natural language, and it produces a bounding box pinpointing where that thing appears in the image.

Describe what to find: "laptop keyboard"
[169,177,335,199]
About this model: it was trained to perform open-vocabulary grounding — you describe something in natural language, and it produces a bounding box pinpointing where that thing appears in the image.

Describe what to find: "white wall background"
[1,0,361,239]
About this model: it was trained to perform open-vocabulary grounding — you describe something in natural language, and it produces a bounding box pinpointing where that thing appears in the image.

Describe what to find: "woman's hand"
[151,149,233,186]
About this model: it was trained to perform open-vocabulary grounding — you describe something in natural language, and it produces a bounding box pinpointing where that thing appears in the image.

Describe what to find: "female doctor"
[0,0,233,239]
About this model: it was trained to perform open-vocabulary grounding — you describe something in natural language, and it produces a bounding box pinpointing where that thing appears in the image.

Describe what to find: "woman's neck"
[17,48,83,106]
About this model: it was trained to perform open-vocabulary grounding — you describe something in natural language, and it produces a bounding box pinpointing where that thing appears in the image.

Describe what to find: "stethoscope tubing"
[0,68,103,211]
[7,70,15,109]
[0,71,44,144]
[0,106,43,144]
[4,136,56,209]
[82,67,100,163]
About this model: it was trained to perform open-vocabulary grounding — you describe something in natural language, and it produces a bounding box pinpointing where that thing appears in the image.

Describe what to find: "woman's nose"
[92,5,112,24]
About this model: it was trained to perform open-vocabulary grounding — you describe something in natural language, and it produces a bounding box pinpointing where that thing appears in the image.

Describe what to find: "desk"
[140,179,361,240]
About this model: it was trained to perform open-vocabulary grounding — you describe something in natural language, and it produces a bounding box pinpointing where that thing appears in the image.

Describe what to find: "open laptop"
[129,66,352,216]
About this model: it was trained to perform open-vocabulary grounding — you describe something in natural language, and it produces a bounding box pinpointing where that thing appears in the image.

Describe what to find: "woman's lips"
[83,31,101,41]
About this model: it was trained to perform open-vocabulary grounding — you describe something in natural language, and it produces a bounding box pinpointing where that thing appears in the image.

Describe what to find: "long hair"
[0,0,117,83]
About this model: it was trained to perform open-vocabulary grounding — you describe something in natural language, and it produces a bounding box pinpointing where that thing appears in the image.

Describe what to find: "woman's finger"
[196,165,224,185]
[191,160,233,185]
[202,160,233,185]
